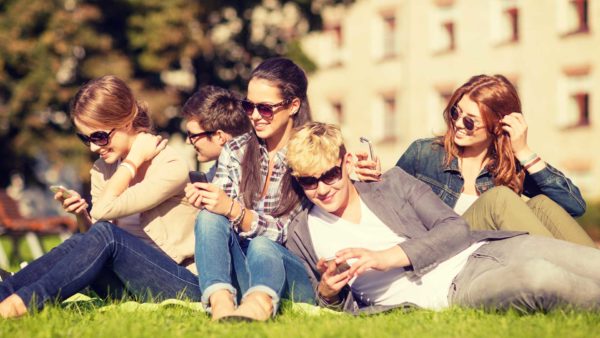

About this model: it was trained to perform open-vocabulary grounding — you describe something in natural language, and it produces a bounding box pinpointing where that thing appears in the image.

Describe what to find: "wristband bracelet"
[119,161,136,178]
[225,198,235,219]
[524,156,541,171]
[231,202,246,230]
[518,153,538,166]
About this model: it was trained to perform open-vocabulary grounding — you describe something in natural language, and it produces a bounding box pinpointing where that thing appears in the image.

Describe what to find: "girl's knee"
[195,210,230,234]
[526,194,554,210]
[478,186,520,205]
[90,221,117,235]
[247,237,279,256]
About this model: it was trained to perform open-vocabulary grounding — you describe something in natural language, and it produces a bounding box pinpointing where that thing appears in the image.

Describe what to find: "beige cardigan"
[89,146,198,274]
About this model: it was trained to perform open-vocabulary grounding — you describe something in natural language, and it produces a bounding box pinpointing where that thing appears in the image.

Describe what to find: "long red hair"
[441,74,525,194]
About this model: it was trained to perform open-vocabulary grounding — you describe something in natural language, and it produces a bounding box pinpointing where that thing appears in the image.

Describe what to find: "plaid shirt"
[212,133,308,243]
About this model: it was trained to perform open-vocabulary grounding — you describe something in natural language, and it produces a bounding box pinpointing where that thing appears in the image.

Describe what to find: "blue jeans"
[0,221,200,310]
[449,235,600,312]
[195,210,314,314]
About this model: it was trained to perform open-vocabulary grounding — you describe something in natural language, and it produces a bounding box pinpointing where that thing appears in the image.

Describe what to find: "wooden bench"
[0,189,78,268]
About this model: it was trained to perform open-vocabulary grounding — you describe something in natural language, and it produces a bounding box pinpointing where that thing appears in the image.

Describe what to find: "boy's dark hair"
[181,85,251,137]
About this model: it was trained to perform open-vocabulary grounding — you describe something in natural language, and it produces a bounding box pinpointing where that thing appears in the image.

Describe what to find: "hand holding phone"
[50,185,73,199]
[354,136,381,182]
[325,257,351,275]
[359,136,375,161]
[189,171,208,183]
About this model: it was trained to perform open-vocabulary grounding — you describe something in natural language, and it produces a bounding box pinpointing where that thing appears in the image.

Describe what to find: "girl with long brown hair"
[0,75,201,318]
[185,57,314,321]
[385,74,594,247]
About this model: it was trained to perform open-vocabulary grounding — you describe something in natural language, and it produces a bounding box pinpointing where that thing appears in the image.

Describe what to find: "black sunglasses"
[241,99,291,119]
[296,165,343,190]
[187,130,215,143]
[76,128,116,147]
[450,106,479,131]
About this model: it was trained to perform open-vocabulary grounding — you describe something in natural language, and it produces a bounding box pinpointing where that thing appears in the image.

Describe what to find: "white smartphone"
[49,185,73,199]
[359,136,375,160]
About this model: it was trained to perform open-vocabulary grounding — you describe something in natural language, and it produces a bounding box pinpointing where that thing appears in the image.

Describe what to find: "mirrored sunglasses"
[76,128,116,147]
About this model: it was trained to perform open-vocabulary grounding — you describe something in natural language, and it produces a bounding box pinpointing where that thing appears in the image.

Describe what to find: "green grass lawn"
[1,302,599,338]
[2,236,600,338]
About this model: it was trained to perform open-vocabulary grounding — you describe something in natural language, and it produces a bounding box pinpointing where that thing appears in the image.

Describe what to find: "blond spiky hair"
[287,122,346,177]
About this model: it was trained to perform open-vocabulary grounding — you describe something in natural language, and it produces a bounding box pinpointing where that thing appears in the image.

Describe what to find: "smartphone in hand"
[359,136,376,161]
[50,185,73,199]
[325,257,351,275]
[189,171,208,183]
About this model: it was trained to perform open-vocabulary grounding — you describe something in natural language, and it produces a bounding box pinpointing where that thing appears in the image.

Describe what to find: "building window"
[490,0,520,44]
[331,101,344,124]
[570,92,590,127]
[382,14,397,58]
[428,86,454,135]
[431,4,457,53]
[558,67,591,129]
[506,7,519,42]
[382,95,397,141]
[571,0,589,33]
[557,0,589,36]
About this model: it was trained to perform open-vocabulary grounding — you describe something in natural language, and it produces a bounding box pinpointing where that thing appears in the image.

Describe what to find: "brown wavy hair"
[70,75,153,132]
[441,74,524,193]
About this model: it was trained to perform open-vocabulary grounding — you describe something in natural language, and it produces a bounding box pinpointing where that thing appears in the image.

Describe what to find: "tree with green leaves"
[0,0,350,188]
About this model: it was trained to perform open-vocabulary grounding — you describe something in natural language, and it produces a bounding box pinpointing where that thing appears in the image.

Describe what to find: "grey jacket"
[286,166,523,314]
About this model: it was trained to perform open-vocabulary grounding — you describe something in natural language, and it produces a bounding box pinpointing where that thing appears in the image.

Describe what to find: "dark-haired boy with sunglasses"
[285,121,600,315]
[181,86,251,182]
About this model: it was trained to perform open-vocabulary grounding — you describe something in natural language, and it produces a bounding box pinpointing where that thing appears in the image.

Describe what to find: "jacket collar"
[442,156,461,173]
[442,155,492,177]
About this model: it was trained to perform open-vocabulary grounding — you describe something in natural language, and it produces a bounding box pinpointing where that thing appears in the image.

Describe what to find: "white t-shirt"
[454,193,479,215]
[308,198,484,309]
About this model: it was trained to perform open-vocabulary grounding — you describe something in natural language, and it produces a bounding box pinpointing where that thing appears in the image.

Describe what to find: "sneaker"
[0,267,12,282]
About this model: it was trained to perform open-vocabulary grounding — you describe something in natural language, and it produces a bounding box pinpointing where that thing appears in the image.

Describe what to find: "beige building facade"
[302,0,600,199]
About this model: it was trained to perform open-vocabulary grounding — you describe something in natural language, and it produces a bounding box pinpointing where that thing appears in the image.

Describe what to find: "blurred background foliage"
[0,0,351,188]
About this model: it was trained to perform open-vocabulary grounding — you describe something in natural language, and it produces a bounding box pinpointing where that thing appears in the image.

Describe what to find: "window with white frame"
[371,93,398,142]
[331,100,344,125]
[557,69,591,128]
[382,95,397,141]
[490,0,520,44]
[556,0,589,36]
[430,3,457,53]
[371,10,399,61]
[428,87,453,135]
[382,13,397,58]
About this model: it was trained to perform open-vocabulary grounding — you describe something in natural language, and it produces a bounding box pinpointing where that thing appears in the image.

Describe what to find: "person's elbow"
[568,201,586,218]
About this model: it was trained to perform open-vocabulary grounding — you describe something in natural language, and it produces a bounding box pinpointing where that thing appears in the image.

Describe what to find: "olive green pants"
[462,186,596,248]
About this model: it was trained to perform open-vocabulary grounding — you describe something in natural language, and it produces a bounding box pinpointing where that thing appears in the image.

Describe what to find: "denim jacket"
[395,138,586,217]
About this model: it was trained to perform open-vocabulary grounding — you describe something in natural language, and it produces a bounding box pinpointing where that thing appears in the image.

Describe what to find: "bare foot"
[209,289,235,321]
[0,294,28,319]
[230,291,273,322]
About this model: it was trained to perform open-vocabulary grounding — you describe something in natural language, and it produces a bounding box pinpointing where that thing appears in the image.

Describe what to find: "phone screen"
[189,171,208,183]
